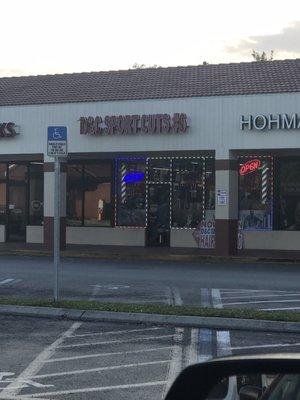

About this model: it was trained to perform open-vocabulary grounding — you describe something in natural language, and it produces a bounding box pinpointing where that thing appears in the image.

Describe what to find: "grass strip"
[0,297,300,323]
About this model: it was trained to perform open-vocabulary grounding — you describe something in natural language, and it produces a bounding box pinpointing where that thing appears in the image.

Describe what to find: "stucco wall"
[243,231,300,251]
[26,226,44,243]
[66,227,145,246]
[170,228,198,248]
[0,92,300,160]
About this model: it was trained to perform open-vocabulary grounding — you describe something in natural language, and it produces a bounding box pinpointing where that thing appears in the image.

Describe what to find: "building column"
[44,161,67,250]
[215,151,238,256]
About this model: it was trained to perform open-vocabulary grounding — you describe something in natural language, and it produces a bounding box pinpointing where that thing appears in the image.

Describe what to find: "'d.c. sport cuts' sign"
[79,113,188,135]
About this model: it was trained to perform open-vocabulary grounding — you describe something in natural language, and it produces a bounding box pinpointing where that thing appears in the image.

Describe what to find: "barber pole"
[261,162,269,204]
[120,162,127,204]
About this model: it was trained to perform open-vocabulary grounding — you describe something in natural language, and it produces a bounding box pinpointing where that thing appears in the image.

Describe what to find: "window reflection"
[172,159,204,228]
[117,160,146,227]
[84,164,112,227]
[279,160,300,231]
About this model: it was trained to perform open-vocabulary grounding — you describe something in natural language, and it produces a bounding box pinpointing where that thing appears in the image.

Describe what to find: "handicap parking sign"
[47,126,67,157]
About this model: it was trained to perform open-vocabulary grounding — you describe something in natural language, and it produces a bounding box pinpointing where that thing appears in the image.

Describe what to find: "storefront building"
[0,59,300,256]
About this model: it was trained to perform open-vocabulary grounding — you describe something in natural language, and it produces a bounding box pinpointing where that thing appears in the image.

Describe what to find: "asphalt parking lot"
[1,315,300,400]
[2,257,300,312]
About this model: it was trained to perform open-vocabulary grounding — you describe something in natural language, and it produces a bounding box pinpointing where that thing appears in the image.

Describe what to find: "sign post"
[47,126,67,301]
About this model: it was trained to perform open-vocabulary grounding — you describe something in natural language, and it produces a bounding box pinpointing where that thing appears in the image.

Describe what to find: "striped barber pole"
[120,162,127,204]
[261,161,269,204]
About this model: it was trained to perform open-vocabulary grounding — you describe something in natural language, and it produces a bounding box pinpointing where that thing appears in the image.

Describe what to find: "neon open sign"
[239,159,261,176]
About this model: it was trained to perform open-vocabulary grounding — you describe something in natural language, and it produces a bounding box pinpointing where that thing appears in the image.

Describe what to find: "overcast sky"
[1,0,300,77]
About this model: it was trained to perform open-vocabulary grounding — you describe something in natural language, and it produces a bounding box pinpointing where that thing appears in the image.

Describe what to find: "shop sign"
[0,122,17,137]
[217,189,227,205]
[79,113,188,135]
[239,159,261,176]
[192,220,215,249]
[240,113,300,131]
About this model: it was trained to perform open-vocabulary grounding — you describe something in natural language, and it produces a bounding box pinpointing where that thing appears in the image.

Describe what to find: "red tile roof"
[0,59,300,106]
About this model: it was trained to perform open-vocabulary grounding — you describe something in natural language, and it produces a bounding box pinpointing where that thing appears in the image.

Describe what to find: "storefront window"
[29,163,43,225]
[238,157,273,230]
[278,159,300,231]
[205,158,215,220]
[148,159,171,183]
[8,163,27,183]
[116,159,146,226]
[0,164,6,224]
[84,163,112,226]
[67,164,83,226]
[172,159,204,228]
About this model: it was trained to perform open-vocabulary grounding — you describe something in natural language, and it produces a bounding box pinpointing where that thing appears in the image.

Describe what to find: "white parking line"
[220,289,297,294]
[32,360,171,379]
[224,299,300,306]
[212,289,223,308]
[47,346,173,363]
[28,381,167,397]
[69,326,164,338]
[231,342,300,351]
[0,279,15,285]
[260,307,300,311]
[198,329,213,363]
[216,331,232,357]
[223,293,300,300]
[0,322,82,398]
[162,327,183,398]
[58,334,177,349]
[188,329,199,365]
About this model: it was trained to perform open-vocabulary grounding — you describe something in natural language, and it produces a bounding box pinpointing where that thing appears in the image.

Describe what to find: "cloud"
[227,21,300,57]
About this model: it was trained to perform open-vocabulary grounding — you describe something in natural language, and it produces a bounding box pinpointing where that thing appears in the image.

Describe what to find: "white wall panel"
[0,92,300,157]
[66,227,145,246]
[243,231,300,251]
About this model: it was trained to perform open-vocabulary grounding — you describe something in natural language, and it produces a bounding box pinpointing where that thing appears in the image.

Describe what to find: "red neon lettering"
[239,159,261,176]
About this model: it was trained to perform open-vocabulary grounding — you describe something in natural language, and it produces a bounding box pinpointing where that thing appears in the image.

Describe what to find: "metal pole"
[54,156,60,301]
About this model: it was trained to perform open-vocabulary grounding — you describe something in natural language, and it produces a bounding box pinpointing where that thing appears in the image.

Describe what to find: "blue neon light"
[123,172,145,183]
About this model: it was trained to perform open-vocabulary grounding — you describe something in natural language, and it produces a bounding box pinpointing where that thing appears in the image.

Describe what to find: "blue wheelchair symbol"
[48,126,67,141]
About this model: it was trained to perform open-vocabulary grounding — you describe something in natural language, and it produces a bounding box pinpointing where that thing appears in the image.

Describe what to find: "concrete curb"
[0,249,259,264]
[1,304,300,333]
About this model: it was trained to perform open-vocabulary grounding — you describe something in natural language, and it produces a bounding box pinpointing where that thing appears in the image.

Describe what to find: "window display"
[66,164,83,226]
[172,159,204,228]
[29,163,44,225]
[67,162,112,227]
[84,163,112,226]
[238,157,273,230]
[116,159,146,226]
[278,159,300,231]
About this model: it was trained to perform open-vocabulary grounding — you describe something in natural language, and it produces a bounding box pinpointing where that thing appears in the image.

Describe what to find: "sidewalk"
[0,242,299,263]
[0,242,257,263]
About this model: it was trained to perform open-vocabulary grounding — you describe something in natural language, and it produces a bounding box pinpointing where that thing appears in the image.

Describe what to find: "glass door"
[8,185,27,241]
[146,184,170,247]
[7,164,28,242]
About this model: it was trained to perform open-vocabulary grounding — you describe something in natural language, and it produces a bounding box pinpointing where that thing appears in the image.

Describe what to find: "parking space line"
[231,342,300,351]
[32,360,171,379]
[260,306,300,311]
[58,334,177,349]
[216,331,231,357]
[188,329,199,365]
[212,289,223,308]
[198,329,213,362]
[0,279,15,285]
[69,326,164,338]
[28,381,167,397]
[223,293,300,300]
[220,289,298,294]
[0,322,82,398]
[162,327,183,398]
[223,299,300,306]
[47,346,173,363]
